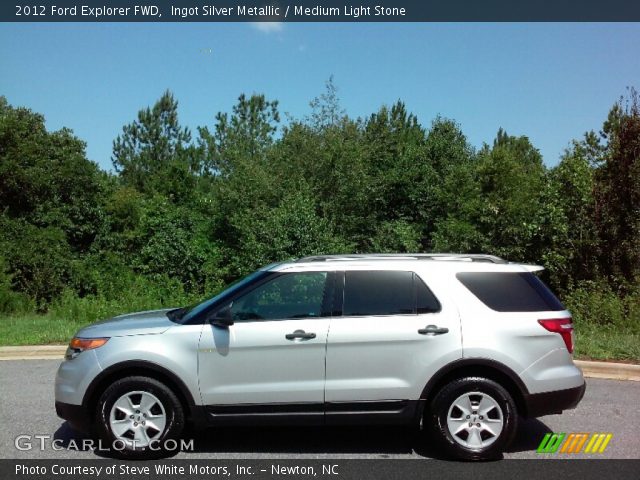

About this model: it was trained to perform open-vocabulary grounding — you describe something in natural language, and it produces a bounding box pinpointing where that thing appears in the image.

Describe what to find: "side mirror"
[209,305,234,328]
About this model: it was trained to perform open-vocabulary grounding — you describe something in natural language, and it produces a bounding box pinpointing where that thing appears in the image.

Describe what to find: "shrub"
[0,256,34,315]
[562,280,640,332]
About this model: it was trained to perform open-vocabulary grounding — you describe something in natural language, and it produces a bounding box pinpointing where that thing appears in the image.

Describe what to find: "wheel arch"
[418,358,530,420]
[83,360,198,420]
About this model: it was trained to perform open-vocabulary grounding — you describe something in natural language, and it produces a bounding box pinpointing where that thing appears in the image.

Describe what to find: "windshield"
[176,270,269,323]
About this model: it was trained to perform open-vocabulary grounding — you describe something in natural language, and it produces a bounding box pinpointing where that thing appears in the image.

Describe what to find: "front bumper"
[523,381,586,417]
[55,401,91,433]
[55,349,103,406]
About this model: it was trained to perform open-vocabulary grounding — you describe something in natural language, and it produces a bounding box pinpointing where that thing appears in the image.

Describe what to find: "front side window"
[231,272,328,321]
[180,270,268,323]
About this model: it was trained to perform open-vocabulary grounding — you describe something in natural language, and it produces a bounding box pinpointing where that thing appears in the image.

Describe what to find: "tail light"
[538,318,574,353]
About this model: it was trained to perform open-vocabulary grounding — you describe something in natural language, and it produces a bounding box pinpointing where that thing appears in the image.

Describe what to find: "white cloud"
[251,22,284,34]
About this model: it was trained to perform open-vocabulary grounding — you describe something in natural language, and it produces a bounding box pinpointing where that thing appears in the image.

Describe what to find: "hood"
[76,308,177,338]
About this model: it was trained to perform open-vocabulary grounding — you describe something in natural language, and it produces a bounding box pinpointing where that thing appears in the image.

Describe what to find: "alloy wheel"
[446,391,504,449]
[108,390,167,448]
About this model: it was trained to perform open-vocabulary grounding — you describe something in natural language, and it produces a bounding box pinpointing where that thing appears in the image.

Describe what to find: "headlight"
[65,337,109,360]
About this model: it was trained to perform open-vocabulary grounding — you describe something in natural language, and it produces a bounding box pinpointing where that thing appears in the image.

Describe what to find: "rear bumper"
[55,401,90,433]
[523,381,586,418]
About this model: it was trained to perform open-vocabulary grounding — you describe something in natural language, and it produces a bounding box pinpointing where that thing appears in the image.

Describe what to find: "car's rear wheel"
[427,377,517,460]
[95,376,184,459]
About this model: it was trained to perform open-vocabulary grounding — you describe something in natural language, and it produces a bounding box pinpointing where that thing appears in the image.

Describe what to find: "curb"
[0,345,67,360]
[1,346,639,382]
[574,360,640,382]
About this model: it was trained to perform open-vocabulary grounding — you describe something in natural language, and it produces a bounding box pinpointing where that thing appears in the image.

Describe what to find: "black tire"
[426,377,517,461]
[95,376,185,459]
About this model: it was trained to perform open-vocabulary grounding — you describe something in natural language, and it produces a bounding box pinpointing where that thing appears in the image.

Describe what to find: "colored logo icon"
[537,433,613,454]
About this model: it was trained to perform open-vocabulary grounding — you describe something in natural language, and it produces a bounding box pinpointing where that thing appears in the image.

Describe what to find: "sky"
[1,22,639,170]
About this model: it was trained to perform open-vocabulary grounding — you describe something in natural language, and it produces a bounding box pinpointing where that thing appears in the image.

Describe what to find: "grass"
[0,314,91,346]
[0,291,187,345]
[563,281,640,363]
[573,325,640,362]
[0,288,199,346]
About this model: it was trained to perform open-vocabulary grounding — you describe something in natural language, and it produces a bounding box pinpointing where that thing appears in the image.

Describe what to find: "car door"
[324,269,462,406]
[198,271,332,419]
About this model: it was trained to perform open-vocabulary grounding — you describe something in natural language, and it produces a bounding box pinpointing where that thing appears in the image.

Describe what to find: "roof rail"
[295,254,507,264]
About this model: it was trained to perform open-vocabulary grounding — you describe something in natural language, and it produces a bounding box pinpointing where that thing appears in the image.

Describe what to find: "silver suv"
[55,254,585,460]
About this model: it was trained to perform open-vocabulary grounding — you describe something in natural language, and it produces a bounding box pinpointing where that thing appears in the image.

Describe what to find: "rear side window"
[456,272,564,312]
[416,274,440,313]
[343,271,440,316]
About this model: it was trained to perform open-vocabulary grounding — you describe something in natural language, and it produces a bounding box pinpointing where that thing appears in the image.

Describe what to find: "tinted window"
[457,272,565,312]
[416,274,441,313]
[181,270,268,323]
[231,272,328,321]
[343,271,414,316]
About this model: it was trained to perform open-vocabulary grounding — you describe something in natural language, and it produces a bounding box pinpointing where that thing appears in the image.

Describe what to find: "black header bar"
[3,0,640,22]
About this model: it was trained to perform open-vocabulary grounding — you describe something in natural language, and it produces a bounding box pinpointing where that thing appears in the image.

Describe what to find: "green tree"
[472,129,554,262]
[283,117,370,249]
[0,97,106,252]
[0,255,33,314]
[197,95,283,264]
[549,142,598,286]
[0,97,107,304]
[0,218,74,305]
[112,91,196,200]
[425,117,479,251]
[198,93,280,177]
[308,76,346,130]
[592,88,640,282]
[362,102,431,249]
[229,191,349,275]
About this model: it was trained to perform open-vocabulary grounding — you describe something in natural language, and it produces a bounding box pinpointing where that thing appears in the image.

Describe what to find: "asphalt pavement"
[1,360,638,459]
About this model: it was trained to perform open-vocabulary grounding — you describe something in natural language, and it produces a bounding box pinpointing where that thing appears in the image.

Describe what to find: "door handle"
[285,329,316,340]
[418,324,449,335]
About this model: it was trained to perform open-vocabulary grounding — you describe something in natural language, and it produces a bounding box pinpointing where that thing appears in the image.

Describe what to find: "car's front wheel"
[95,376,185,459]
[427,377,517,460]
